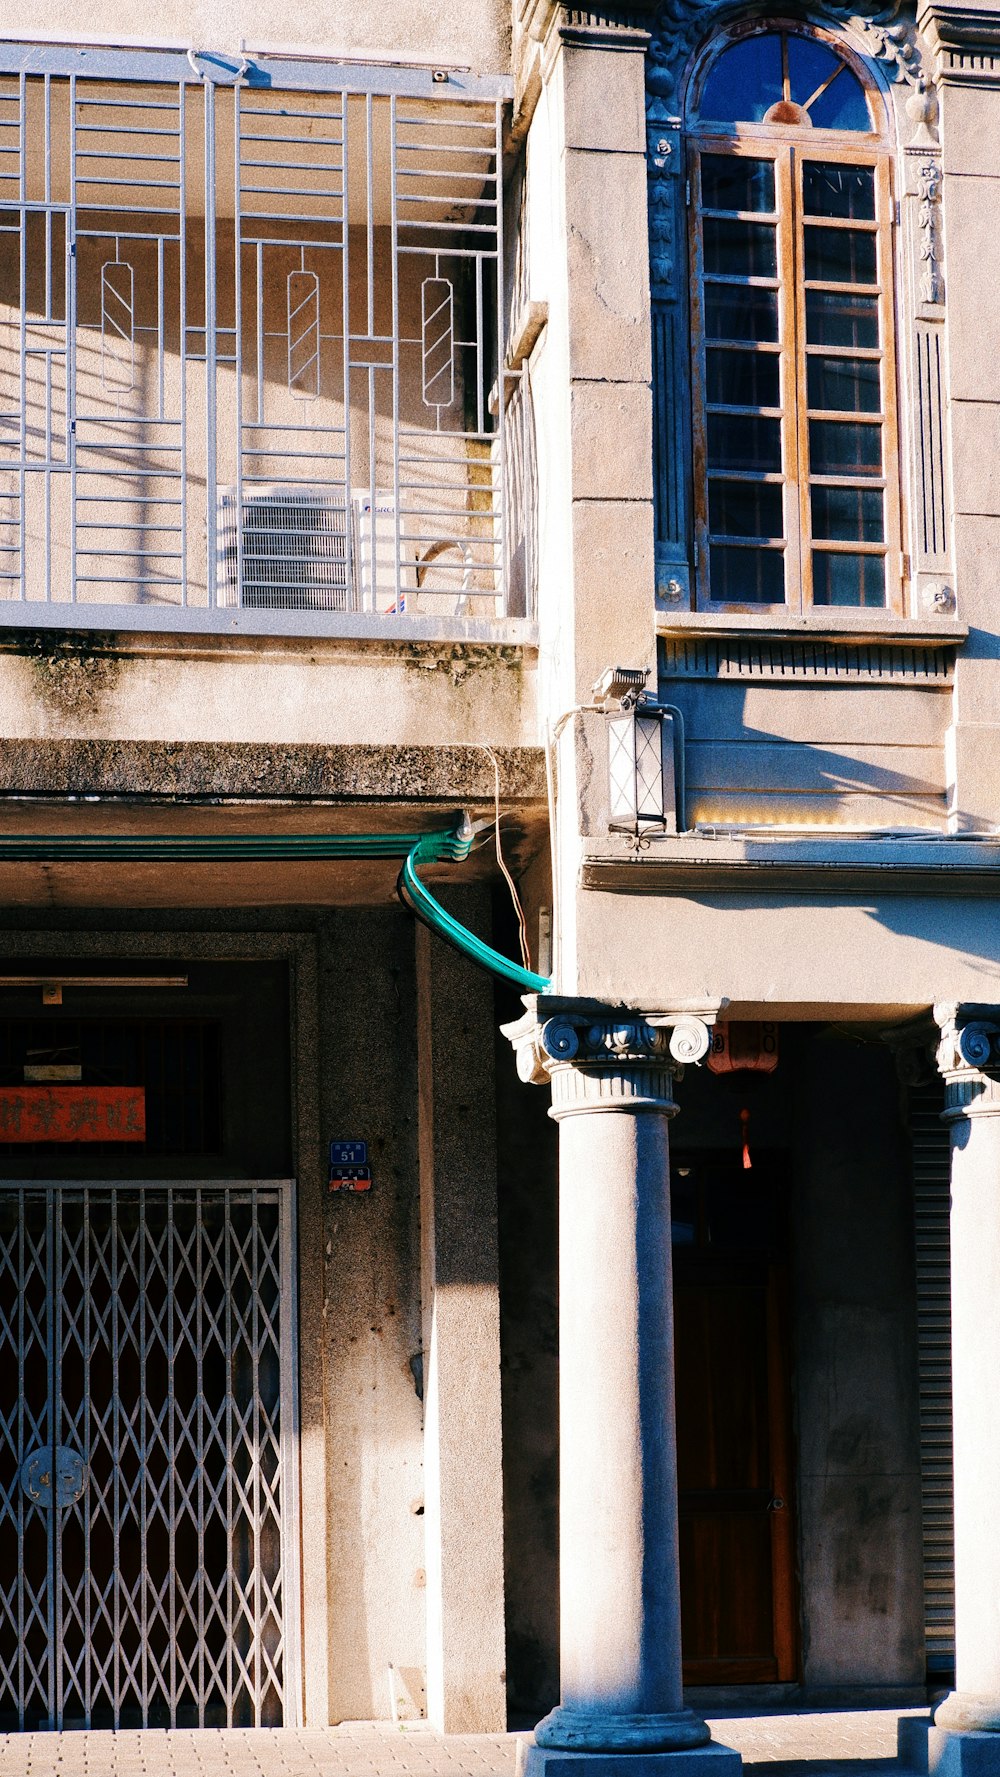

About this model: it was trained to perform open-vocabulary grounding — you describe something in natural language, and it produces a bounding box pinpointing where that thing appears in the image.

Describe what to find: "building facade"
[0,1,999,1774]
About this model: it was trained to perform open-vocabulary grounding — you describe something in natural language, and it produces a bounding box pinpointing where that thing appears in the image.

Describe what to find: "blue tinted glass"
[699,36,783,124]
[709,544,785,603]
[812,551,885,606]
[787,36,841,107]
[808,66,872,130]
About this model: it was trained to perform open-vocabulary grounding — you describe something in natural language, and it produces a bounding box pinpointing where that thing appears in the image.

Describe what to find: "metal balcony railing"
[0,41,527,633]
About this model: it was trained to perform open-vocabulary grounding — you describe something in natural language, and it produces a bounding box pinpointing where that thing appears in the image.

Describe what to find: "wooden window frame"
[688,30,902,617]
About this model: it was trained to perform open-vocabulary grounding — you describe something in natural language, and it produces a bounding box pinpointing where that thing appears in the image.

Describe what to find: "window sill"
[656,610,968,647]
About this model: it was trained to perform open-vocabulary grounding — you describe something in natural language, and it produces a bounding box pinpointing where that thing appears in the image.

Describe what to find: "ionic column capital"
[934,1002,1000,1120]
[501,995,722,1119]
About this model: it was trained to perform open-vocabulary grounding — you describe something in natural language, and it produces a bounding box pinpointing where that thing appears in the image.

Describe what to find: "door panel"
[0,1182,298,1730]
[672,1154,797,1684]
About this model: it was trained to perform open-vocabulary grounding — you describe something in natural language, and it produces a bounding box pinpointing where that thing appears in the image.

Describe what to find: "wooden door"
[671,1153,797,1684]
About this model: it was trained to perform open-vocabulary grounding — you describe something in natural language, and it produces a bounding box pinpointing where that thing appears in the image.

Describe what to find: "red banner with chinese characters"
[0,1086,146,1142]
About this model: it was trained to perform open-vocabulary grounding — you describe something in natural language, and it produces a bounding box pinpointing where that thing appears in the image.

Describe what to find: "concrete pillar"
[907,1005,1000,1776]
[503,998,740,1777]
[416,917,507,1734]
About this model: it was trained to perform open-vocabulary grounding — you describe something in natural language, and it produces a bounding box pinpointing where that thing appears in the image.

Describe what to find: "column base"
[517,1739,742,1777]
[898,1716,1000,1777]
[534,1707,711,1753]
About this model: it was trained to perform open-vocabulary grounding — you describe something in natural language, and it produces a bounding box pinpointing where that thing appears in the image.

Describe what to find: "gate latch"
[20,1445,87,1508]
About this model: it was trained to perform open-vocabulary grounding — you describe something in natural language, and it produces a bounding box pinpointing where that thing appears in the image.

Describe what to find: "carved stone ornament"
[934,1002,1000,1120]
[645,0,933,123]
[501,995,720,1117]
[916,155,943,302]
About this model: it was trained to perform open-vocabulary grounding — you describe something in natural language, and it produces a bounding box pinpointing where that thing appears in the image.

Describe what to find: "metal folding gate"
[0,1181,300,1730]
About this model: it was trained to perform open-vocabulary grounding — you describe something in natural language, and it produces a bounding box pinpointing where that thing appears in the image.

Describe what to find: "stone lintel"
[0,739,548,806]
[517,1743,742,1777]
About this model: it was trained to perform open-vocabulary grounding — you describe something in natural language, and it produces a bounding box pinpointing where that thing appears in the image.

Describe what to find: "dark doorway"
[671,1151,797,1684]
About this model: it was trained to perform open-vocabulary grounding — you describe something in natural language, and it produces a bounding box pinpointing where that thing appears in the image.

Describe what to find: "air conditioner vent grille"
[218,488,349,610]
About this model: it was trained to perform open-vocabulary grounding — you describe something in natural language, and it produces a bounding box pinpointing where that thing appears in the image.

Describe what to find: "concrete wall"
[319,908,428,1723]
[320,898,507,1729]
[11,1,511,71]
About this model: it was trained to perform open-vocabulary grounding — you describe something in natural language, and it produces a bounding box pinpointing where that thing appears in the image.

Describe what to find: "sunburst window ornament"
[698,29,874,132]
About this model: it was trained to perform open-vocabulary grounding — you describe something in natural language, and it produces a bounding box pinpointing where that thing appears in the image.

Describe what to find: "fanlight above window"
[698,30,874,131]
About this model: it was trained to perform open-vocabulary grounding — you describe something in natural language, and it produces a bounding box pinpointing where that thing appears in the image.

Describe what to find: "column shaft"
[557,1103,683,1720]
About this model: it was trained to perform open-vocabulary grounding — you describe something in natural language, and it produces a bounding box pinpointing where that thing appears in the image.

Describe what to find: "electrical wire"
[481,745,532,973]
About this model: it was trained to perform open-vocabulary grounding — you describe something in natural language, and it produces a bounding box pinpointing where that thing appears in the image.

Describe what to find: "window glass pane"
[709,544,785,603]
[707,348,781,407]
[706,284,779,341]
[808,71,872,132]
[806,290,879,348]
[787,35,842,107]
[809,417,882,474]
[811,485,884,541]
[710,479,784,538]
[704,217,777,276]
[804,225,877,285]
[701,155,775,214]
[812,551,886,606]
[699,36,783,124]
[807,354,880,412]
[708,413,782,471]
[803,163,876,220]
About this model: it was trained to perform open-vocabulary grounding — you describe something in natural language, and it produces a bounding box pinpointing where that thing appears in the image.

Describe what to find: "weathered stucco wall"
[0,634,538,749]
[11,2,511,71]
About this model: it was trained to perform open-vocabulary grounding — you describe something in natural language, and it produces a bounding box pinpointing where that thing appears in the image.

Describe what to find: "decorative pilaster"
[502,998,738,1777]
[925,1004,1000,1767]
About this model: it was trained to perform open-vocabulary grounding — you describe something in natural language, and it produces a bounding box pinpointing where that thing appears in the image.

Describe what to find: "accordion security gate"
[0,45,511,626]
[0,1181,300,1730]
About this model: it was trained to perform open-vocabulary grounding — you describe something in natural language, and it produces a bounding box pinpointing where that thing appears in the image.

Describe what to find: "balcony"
[0,41,532,639]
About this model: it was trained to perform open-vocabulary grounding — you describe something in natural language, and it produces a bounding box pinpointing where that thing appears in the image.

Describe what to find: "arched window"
[688,24,900,611]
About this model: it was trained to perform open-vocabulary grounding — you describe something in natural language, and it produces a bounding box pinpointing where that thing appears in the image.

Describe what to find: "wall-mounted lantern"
[595,666,680,837]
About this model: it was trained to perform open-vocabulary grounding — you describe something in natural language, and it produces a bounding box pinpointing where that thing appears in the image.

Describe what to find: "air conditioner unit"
[217,485,350,611]
[351,490,407,614]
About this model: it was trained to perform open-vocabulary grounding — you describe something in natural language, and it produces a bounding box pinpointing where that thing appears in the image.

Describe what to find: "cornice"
[517,0,660,41]
[917,0,1000,81]
[580,840,1000,896]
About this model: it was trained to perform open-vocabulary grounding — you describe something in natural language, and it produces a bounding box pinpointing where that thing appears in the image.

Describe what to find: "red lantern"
[707,1021,779,1075]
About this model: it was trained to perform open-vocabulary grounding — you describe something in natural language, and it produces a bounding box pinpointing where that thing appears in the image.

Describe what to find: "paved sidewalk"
[0,1710,927,1777]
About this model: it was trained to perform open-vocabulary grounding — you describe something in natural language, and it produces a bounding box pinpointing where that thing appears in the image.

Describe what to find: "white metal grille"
[0,46,514,626]
[0,1181,299,1730]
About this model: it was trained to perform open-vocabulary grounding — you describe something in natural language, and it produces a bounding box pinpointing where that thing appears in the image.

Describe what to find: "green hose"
[398,829,552,993]
[0,821,552,992]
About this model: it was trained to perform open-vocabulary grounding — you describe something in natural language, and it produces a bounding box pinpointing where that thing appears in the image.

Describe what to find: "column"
[503,998,740,1777]
[925,1005,1000,1773]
